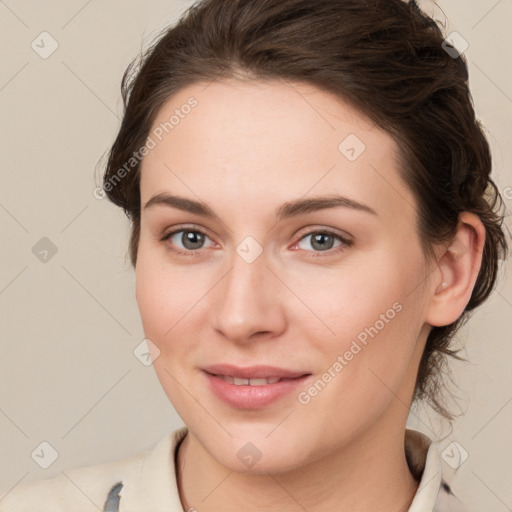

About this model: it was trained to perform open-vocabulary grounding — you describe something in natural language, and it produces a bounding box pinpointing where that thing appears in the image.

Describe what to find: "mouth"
[205,373,304,386]
[201,364,312,409]
[202,363,310,378]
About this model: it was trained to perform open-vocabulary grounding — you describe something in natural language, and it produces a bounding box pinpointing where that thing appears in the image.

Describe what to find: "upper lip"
[202,364,310,380]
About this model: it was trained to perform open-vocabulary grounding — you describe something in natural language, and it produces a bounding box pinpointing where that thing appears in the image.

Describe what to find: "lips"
[202,363,310,381]
[201,364,312,409]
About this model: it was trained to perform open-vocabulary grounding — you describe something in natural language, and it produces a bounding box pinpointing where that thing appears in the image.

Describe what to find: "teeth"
[220,375,281,386]
[248,378,274,386]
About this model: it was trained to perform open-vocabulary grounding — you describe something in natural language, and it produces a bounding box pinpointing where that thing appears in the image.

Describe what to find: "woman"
[1,0,508,510]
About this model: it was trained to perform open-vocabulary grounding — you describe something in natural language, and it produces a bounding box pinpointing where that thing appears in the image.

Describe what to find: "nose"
[210,248,287,345]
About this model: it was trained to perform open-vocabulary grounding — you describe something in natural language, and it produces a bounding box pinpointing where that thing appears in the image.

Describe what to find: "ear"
[425,212,486,327]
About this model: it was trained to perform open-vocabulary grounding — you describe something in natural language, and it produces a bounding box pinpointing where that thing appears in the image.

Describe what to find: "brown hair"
[101,0,510,422]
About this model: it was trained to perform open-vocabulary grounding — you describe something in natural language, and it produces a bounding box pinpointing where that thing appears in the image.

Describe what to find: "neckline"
[170,427,441,511]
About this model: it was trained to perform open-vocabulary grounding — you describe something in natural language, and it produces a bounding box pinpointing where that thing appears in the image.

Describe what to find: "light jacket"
[0,427,465,511]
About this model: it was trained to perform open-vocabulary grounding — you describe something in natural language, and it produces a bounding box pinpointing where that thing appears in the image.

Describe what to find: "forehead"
[139,79,416,222]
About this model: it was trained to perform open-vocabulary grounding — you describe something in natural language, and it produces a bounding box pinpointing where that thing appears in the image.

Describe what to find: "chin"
[200,431,311,475]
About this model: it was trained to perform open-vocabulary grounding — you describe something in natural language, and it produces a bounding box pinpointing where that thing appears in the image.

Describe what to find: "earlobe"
[425,212,486,327]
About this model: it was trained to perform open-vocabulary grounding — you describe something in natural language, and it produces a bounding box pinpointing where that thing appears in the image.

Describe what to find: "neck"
[176,404,420,512]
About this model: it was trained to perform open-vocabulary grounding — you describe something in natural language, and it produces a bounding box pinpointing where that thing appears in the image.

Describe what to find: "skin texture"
[135,79,485,512]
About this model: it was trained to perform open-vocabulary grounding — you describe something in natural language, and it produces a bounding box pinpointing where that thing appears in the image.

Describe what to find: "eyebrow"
[143,192,378,221]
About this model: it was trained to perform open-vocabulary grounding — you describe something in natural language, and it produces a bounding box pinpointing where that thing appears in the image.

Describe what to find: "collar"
[119,427,442,511]
[118,426,188,511]
[404,429,443,511]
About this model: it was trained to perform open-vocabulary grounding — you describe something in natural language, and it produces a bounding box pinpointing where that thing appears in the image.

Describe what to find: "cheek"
[290,249,426,391]
[134,250,206,406]
[285,254,411,343]
[135,244,213,350]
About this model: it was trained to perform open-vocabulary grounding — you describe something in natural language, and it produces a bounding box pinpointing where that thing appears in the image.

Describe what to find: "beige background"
[0,0,511,509]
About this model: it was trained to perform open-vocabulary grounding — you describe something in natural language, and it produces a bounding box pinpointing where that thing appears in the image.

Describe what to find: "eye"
[160,227,215,255]
[160,226,352,257]
[293,229,352,256]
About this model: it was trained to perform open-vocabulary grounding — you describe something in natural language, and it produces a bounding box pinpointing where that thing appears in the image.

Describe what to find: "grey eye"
[298,232,344,252]
[167,230,212,251]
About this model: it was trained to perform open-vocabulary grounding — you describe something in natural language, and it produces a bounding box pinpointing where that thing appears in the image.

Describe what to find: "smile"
[202,367,312,409]
[213,375,282,385]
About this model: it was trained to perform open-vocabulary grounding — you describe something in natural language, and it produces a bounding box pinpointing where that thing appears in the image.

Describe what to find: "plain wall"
[0,0,511,510]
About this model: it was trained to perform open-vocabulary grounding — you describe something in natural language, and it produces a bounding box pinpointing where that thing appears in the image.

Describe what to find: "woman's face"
[136,79,435,472]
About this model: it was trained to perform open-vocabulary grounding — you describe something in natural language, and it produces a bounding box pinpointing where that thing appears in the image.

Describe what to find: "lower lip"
[203,371,311,409]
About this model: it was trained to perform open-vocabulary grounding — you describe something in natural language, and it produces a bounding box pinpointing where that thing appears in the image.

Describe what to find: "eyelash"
[160,225,353,258]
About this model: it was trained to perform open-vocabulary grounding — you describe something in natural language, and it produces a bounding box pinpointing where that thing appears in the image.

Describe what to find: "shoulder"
[0,432,175,512]
[0,451,144,512]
